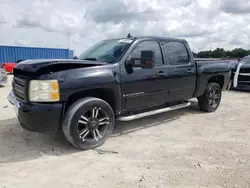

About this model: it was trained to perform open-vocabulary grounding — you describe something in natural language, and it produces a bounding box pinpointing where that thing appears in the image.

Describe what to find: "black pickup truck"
[8,36,231,149]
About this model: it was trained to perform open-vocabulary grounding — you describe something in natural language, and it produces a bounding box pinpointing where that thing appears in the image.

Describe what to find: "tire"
[197,83,222,112]
[62,97,115,150]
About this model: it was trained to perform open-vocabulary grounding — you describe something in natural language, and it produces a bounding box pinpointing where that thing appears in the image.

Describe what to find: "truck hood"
[14,59,108,77]
[232,62,250,73]
[237,63,250,73]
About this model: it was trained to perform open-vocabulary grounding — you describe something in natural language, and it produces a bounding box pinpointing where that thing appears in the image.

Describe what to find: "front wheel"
[197,83,222,112]
[62,97,115,150]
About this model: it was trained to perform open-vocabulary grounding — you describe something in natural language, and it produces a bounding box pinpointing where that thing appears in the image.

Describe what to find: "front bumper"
[7,90,64,133]
[231,71,250,91]
[232,81,250,91]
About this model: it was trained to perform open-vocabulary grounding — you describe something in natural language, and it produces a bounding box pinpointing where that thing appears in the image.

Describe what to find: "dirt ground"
[0,75,250,188]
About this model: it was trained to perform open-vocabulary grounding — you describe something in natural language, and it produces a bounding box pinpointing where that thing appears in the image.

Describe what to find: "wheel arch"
[195,74,225,97]
[208,75,225,89]
[64,88,120,116]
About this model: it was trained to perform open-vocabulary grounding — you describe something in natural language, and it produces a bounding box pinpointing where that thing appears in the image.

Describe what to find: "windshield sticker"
[119,39,133,43]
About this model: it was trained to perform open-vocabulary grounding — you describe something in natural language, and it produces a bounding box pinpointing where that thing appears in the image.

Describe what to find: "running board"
[117,101,191,121]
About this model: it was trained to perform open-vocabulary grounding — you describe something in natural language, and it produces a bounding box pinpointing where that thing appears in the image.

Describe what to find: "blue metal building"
[0,45,74,64]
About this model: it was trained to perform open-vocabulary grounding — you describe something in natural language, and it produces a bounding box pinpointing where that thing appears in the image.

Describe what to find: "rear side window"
[129,40,163,66]
[161,41,190,65]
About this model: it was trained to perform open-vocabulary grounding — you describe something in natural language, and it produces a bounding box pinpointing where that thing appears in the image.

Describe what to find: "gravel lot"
[0,75,250,188]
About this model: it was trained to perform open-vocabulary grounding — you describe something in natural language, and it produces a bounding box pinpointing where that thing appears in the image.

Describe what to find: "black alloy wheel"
[198,83,222,112]
[77,107,110,142]
[63,97,115,150]
[208,87,221,108]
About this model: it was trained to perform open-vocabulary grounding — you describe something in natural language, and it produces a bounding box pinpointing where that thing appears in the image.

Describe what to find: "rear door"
[158,41,197,102]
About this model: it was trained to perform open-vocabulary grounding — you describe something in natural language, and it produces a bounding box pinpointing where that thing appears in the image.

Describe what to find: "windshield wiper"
[83,58,98,61]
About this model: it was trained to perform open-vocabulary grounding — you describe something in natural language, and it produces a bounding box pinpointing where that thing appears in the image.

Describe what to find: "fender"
[39,63,122,114]
[194,61,231,97]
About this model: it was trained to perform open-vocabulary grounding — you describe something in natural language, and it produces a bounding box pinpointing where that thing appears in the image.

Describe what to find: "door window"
[129,41,163,66]
[161,41,190,65]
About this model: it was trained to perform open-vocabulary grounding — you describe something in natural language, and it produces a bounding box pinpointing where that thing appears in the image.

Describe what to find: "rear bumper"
[8,90,64,133]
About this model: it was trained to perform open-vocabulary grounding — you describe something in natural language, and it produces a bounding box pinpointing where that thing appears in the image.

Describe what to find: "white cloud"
[0,0,249,55]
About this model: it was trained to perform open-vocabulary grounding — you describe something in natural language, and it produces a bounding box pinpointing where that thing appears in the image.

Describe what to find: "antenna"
[127,33,132,38]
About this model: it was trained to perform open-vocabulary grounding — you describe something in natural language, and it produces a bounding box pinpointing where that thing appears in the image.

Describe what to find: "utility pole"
[209,46,212,58]
[67,27,70,50]
[67,27,70,59]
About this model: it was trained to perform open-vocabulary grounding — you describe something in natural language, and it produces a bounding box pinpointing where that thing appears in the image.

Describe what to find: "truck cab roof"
[133,36,186,42]
[105,36,187,43]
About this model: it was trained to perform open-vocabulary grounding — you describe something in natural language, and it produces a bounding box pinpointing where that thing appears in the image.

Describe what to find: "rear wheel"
[62,97,115,150]
[197,83,222,112]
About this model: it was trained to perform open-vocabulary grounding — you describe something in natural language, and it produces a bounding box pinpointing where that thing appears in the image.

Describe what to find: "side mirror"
[140,50,155,69]
[125,50,155,70]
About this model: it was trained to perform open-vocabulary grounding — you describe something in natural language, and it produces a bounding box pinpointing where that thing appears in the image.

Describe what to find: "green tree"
[196,48,250,59]
[197,51,210,58]
[231,48,249,58]
[211,48,226,58]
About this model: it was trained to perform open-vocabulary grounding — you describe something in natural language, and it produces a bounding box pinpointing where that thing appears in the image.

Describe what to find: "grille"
[12,77,28,102]
[238,74,250,82]
[231,72,250,82]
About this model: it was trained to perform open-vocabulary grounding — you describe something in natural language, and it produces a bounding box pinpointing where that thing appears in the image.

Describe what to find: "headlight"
[29,80,60,102]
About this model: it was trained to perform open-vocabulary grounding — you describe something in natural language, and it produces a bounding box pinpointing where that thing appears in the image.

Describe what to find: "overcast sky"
[0,0,249,55]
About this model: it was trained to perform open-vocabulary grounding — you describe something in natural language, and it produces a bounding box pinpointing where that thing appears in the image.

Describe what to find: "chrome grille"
[12,77,28,102]
[238,74,250,82]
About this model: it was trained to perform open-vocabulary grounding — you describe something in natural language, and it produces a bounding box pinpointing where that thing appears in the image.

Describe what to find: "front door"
[120,40,165,111]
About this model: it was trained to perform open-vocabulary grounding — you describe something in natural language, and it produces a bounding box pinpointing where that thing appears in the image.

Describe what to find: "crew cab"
[8,36,231,149]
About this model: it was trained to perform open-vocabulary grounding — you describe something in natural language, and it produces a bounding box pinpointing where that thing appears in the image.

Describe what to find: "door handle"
[157,71,167,76]
[185,69,193,74]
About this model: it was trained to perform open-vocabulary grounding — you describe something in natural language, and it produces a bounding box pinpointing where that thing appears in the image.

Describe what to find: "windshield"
[241,56,250,64]
[79,39,133,64]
